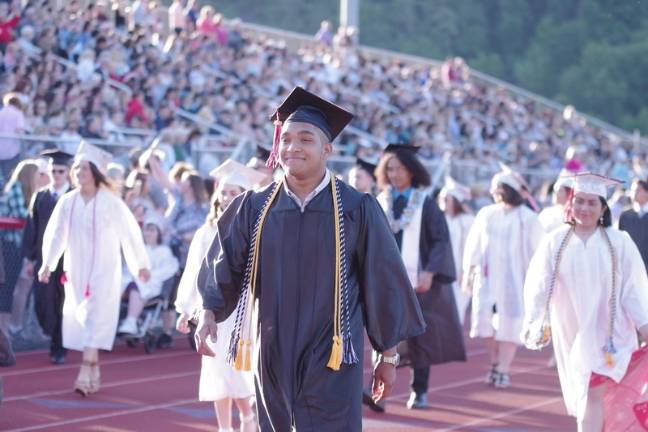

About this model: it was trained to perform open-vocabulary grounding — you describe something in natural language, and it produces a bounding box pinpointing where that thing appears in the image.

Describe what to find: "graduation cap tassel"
[266,120,282,168]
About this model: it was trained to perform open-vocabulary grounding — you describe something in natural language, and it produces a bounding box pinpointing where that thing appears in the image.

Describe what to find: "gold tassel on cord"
[327,336,342,371]
[605,351,615,368]
[234,339,244,371]
[243,341,252,371]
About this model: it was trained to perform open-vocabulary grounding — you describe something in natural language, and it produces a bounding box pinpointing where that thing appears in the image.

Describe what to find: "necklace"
[384,187,423,233]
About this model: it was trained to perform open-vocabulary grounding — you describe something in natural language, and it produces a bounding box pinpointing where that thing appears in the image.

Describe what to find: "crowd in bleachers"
[0,0,644,187]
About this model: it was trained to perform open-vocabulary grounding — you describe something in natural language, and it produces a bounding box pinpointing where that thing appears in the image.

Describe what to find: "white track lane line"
[1,350,196,377]
[4,370,199,403]
[5,397,199,432]
[436,396,564,432]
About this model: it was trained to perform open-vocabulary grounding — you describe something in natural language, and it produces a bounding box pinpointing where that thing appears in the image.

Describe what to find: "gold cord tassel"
[327,336,342,371]
[234,339,244,371]
[243,341,252,371]
[605,351,615,368]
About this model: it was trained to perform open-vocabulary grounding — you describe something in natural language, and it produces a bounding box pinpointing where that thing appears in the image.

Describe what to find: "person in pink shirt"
[0,93,26,180]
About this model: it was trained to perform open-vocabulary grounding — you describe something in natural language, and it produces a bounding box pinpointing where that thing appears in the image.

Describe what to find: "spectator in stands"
[0,1,20,54]
[315,20,332,47]
[0,93,26,180]
[168,0,187,36]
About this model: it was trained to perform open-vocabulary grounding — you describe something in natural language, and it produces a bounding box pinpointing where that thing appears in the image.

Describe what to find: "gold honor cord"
[233,176,345,372]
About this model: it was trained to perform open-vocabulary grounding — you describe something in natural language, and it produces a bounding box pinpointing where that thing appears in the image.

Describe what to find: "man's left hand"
[372,362,396,403]
[416,271,434,294]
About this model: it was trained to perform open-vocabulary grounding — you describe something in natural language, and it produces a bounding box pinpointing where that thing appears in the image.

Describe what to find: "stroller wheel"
[126,337,139,348]
[144,334,157,354]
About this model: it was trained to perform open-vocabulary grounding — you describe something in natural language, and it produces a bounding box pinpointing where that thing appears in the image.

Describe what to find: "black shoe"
[157,333,173,349]
[362,389,386,413]
[50,354,66,365]
[0,330,16,367]
[406,392,429,410]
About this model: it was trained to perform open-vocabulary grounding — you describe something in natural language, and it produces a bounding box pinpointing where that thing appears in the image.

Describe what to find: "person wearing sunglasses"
[22,149,73,365]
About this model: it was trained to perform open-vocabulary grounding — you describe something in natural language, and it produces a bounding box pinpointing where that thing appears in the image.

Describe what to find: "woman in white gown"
[523,173,648,432]
[439,177,474,326]
[175,160,264,432]
[463,166,543,388]
[38,142,150,396]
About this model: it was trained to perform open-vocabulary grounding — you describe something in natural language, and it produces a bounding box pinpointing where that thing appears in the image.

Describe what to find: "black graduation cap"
[356,157,377,180]
[270,87,354,142]
[384,143,421,154]
[40,149,73,166]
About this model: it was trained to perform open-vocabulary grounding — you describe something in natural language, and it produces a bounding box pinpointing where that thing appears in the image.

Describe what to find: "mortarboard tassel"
[266,120,282,168]
[84,284,91,299]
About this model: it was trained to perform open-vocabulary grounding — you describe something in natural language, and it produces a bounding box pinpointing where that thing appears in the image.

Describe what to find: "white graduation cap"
[570,172,623,199]
[553,169,575,191]
[143,212,166,232]
[442,177,471,202]
[75,141,112,173]
[491,162,524,193]
[210,159,267,191]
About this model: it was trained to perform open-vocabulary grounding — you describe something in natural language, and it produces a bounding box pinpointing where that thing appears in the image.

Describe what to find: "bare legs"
[578,384,605,432]
[213,397,256,432]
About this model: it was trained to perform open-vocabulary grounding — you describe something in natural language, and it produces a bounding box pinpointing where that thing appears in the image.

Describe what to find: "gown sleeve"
[175,225,213,315]
[199,192,252,322]
[521,235,554,347]
[116,196,150,276]
[618,232,648,329]
[21,192,39,261]
[420,194,456,284]
[356,194,425,352]
[462,207,486,276]
[41,195,70,272]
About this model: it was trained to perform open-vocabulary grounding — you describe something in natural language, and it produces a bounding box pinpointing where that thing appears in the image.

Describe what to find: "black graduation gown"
[393,193,466,369]
[619,209,648,272]
[22,189,67,340]
[199,180,425,432]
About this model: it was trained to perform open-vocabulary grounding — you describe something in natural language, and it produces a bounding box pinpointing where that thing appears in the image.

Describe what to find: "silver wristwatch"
[378,353,400,367]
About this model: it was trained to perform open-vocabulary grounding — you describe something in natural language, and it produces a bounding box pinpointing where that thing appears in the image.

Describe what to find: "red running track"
[0,336,574,431]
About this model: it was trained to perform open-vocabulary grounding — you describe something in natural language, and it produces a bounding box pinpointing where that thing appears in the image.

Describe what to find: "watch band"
[379,353,400,366]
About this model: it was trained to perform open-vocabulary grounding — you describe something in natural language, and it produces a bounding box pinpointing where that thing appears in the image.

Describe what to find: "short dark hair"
[497,183,525,206]
[375,151,431,190]
[636,179,648,192]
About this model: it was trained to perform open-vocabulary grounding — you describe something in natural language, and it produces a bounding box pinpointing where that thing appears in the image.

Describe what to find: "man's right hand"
[194,309,218,357]
[38,267,51,284]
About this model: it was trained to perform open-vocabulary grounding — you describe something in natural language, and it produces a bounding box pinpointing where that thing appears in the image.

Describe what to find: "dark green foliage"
[209,0,648,133]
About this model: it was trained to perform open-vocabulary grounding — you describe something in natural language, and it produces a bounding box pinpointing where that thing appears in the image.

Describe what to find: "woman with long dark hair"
[523,173,648,432]
[38,142,150,396]
[375,144,465,410]
[175,160,263,432]
[463,166,543,389]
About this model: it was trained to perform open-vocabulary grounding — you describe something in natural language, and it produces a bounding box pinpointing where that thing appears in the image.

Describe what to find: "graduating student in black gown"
[22,150,73,364]
[619,176,648,272]
[375,144,466,410]
[194,88,425,431]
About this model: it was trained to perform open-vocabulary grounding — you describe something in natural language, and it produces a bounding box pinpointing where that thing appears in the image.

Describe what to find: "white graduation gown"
[522,226,648,420]
[42,188,150,351]
[538,204,565,234]
[463,203,543,343]
[175,223,254,401]
[122,244,179,300]
[446,213,475,325]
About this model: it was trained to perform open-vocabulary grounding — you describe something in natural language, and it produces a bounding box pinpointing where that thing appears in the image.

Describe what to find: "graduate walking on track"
[22,150,73,365]
[523,173,648,432]
[38,142,151,396]
[375,144,466,410]
[194,87,425,431]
